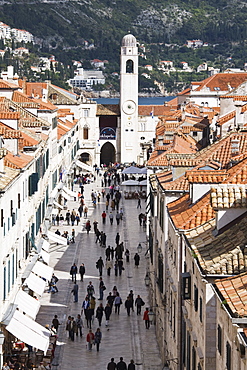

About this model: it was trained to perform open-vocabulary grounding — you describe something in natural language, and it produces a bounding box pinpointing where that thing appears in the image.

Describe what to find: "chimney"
[231,138,240,157]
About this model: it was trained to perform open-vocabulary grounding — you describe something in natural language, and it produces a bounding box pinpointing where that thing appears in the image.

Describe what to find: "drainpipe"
[179,233,183,370]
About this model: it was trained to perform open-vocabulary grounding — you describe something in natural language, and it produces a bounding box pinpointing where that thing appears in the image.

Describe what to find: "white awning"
[6,310,50,353]
[63,186,77,198]
[53,200,63,209]
[25,273,46,296]
[75,160,93,172]
[48,230,68,245]
[32,261,53,281]
[40,249,50,265]
[42,239,50,252]
[14,290,40,320]
[61,190,70,200]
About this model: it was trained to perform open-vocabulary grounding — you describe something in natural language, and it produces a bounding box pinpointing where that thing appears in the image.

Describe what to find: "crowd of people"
[46,167,150,369]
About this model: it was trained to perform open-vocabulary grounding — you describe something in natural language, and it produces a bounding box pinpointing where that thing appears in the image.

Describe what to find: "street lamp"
[148,309,155,325]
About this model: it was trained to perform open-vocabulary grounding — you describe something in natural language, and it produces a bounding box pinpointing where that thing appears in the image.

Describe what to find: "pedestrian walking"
[89,296,96,323]
[107,358,117,370]
[68,317,77,341]
[137,197,141,209]
[96,303,104,326]
[114,292,122,315]
[66,316,71,338]
[78,205,83,218]
[95,229,101,243]
[128,360,135,370]
[101,232,107,247]
[112,285,118,297]
[117,357,127,370]
[110,246,115,260]
[96,257,104,276]
[75,314,83,337]
[86,329,95,351]
[70,263,77,282]
[106,245,111,260]
[109,212,114,225]
[79,263,85,281]
[115,232,120,246]
[138,213,143,226]
[106,292,115,310]
[93,221,99,233]
[143,307,150,329]
[99,277,105,300]
[114,260,118,276]
[102,211,107,224]
[105,303,111,327]
[71,281,79,302]
[116,211,121,225]
[71,212,75,226]
[83,205,88,218]
[129,290,134,312]
[75,214,80,225]
[134,253,140,267]
[120,207,124,220]
[118,259,124,276]
[135,295,145,315]
[65,210,71,225]
[125,296,132,316]
[106,258,113,276]
[85,220,91,234]
[87,281,95,299]
[94,328,102,352]
[52,315,60,332]
[125,249,130,263]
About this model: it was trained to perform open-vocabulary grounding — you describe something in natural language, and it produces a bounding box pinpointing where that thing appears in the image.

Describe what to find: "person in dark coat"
[115,232,120,246]
[105,303,111,327]
[106,245,111,260]
[94,328,102,352]
[71,281,79,302]
[125,296,132,316]
[70,263,77,282]
[52,315,60,331]
[128,360,135,370]
[96,303,104,326]
[96,257,104,276]
[117,357,127,370]
[85,220,91,234]
[107,358,117,370]
[134,253,140,267]
[79,263,85,281]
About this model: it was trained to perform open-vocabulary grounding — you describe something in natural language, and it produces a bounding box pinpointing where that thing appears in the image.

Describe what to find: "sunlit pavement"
[36,174,162,369]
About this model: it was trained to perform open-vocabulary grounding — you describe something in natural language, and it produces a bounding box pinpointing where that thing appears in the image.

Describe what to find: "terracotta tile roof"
[177,87,190,96]
[24,82,48,98]
[138,105,175,116]
[160,174,189,192]
[0,127,21,139]
[211,185,247,209]
[226,156,247,183]
[217,111,236,126]
[185,216,247,275]
[0,111,20,120]
[215,273,247,317]
[191,73,247,92]
[12,91,39,107]
[241,104,247,113]
[168,192,215,230]
[4,151,32,169]
[0,166,20,190]
[156,170,173,184]
[186,170,228,184]
[96,104,120,116]
[33,98,57,111]
[0,79,19,89]
[222,95,247,101]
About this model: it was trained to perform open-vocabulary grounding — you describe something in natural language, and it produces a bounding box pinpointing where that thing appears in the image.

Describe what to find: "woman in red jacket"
[143,307,150,329]
[86,329,95,351]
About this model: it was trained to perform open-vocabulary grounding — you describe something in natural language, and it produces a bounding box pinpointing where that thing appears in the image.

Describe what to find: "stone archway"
[100,142,116,166]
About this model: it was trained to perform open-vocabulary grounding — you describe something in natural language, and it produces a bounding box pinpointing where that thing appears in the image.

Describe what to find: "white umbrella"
[139,167,147,174]
[121,179,139,186]
[139,179,147,186]
[122,166,142,174]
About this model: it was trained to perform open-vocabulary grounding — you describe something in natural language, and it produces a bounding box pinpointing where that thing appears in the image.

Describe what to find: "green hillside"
[0,0,247,92]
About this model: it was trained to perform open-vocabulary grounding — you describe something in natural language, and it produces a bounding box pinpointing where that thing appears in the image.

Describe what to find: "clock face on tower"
[122,100,136,115]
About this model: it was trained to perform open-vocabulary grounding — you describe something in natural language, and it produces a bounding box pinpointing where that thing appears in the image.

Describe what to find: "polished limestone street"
[36,175,162,370]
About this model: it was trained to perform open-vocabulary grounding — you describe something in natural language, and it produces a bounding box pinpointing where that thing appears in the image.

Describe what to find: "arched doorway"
[100,142,116,165]
[80,152,92,165]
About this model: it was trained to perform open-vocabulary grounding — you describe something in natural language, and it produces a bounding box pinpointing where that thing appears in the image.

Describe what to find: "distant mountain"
[0,0,247,87]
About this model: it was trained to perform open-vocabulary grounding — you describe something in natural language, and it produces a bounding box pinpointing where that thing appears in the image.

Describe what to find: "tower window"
[126,59,134,73]
[83,127,89,140]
